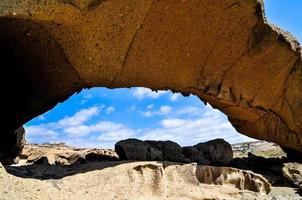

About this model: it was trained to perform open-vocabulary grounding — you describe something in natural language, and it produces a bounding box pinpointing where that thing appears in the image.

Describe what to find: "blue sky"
[25,1,302,148]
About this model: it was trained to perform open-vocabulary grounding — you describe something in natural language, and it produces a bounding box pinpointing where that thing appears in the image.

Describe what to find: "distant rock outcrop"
[19,143,118,166]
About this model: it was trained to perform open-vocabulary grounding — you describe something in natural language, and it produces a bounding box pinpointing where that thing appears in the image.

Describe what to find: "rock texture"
[182,146,210,165]
[115,138,233,165]
[1,161,278,199]
[115,139,163,161]
[0,0,301,161]
[0,127,26,164]
[196,165,271,194]
[194,138,233,165]
[145,140,186,162]
[19,143,118,166]
[282,162,302,189]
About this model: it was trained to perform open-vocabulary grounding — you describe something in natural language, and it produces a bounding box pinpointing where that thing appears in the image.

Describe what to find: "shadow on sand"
[3,161,132,180]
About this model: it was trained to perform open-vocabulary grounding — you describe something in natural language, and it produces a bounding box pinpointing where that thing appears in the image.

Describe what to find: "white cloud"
[132,87,167,100]
[25,126,57,138]
[106,106,115,114]
[141,105,201,118]
[64,125,92,137]
[98,128,135,142]
[25,102,255,148]
[93,121,124,132]
[161,118,186,128]
[141,105,172,117]
[147,104,154,109]
[128,105,137,112]
[139,105,255,146]
[64,121,136,147]
[25,125,58,143]
[160,106,172,114]
[80,93,93,105]
[63,121,135,144]
[37,114,46,121]
[176,106,202,116]
[25,106,104,143]
[58,106,101,127]
[170,93,181,101]
[83,93,93,99]
[142,111,153,117]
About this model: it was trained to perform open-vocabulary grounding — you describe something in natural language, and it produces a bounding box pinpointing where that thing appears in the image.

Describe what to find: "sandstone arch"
[0,0,301,161]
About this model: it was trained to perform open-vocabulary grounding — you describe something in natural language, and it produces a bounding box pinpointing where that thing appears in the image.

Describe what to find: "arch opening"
[24,87,256,148]
[0,0,301,163]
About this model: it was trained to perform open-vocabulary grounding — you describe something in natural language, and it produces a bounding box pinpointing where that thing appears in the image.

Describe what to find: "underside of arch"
[0,0,301,162]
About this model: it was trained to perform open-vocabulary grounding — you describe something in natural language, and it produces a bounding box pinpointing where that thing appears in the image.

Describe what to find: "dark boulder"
[182,146,210,165]
[145,140,186,162]
[194,139,233,165]
[115,139,162,161]
[115,138,233,166]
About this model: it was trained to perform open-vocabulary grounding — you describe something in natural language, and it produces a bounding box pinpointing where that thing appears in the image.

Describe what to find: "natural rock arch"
[0,0,301,161]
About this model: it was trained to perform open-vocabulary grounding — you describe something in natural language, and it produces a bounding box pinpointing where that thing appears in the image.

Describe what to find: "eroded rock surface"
[1,161,276,199]
[19,143,118,165]
[196,165,271,194]
[282,162,302,189]
[0,0,301,161]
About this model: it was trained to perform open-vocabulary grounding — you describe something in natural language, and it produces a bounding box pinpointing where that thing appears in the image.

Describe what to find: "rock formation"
[196,165,271,194]
[115,138,233,165]
[194,138,233,165]
[0,0,301,161]
[115,138,163,161]
[19,143,118,165]
[145,140,187,162]
[183,139,233,165]
[282,162,302,189]
[1,161,274,199]
[0,127,26,164]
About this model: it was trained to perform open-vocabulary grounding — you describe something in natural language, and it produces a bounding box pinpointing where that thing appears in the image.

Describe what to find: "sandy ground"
[0,161,301,200]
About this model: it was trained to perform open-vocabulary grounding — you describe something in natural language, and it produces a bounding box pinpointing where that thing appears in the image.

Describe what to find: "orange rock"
[0,0,301,161]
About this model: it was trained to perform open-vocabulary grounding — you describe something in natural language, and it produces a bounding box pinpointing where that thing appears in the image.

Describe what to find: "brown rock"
[19,143,118,165]
[0,0,301,160]
[196,165,271,194]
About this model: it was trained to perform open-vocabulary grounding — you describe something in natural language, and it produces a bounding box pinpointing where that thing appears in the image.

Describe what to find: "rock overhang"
[0,0,301,161]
